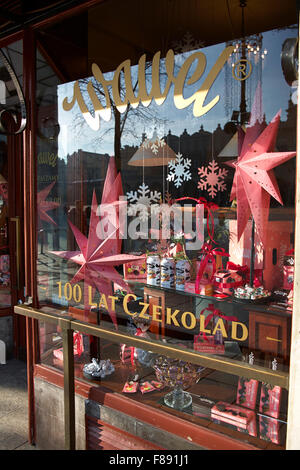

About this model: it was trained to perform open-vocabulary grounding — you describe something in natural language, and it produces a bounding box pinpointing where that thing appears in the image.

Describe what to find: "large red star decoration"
[225,111,296,246]
[51,188,142,328]
[37,181,60,227]
[100,156,124,254]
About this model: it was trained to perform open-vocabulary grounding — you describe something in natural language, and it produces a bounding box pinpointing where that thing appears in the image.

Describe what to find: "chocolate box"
[193,334,225,354]
[211,401,256,432]
[184,280,213,296]
[213,269,243,295]
[236,377,259,409]
[123,256,147,280]
[259,383,282,419]
[259,415,280,445]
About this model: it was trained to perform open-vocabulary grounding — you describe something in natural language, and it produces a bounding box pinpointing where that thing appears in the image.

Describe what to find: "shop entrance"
[0,41,25,360]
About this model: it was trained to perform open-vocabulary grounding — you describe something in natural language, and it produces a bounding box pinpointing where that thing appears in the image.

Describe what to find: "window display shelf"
[15,303,289,389]
[38,340,287,450]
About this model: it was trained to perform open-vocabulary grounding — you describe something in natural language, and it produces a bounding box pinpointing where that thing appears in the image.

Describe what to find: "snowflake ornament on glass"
[171,31,205,54]
[127,182,161,222]
[167,152,192,188]
[141,135,166,155]
[198,160,228,199]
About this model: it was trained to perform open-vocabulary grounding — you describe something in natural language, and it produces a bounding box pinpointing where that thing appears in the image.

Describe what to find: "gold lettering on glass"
[62,46,234,130]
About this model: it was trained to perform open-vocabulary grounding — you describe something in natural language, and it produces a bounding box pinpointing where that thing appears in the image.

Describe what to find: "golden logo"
[62,46,234,130]
[232,59,252,81]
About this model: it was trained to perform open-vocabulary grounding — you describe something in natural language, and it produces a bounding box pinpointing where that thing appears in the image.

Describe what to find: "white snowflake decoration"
[198,161,228,199]
[142,136,166,155]
[126,183,161,222]
[171,31,205,54]
[167,152,192,188]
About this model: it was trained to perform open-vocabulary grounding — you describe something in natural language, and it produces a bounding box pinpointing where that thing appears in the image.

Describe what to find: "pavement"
[0,358,37,450]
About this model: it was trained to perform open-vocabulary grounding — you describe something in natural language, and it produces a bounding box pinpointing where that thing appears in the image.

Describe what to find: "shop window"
[35,0,298,449]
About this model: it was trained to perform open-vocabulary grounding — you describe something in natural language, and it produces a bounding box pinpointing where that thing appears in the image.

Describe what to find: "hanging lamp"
[128,130,176,166]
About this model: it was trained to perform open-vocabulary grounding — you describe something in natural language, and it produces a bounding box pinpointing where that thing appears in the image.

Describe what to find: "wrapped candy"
[153,356,204,390]
[234,284,271,300]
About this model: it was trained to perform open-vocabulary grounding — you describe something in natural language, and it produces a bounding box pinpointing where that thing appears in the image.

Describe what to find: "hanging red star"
[37,181,60,227]
[226,110,296,246]
[51,189,143,328]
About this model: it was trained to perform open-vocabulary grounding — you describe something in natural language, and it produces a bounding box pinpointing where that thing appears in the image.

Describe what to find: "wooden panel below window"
[86,415,164,450]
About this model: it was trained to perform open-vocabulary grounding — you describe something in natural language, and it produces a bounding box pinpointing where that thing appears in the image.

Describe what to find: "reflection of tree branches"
[69,61,172,163]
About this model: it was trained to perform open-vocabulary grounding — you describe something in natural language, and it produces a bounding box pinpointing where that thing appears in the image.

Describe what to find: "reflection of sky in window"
[57,26,297,159]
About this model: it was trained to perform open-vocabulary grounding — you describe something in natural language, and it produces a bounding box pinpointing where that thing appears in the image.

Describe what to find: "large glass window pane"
[36,1,298,449]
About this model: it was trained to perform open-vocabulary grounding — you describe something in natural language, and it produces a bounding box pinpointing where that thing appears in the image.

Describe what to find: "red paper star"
[51,189,143,328]
[226,111,296,245]
[37,182,60,226]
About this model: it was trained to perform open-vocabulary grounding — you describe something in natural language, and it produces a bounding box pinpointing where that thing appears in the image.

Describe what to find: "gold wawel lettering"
[63,46,234,130]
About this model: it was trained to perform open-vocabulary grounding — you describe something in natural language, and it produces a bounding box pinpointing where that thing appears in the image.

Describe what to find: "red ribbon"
[195,304,238,342]
[195,242,229,294]
[226,261,250,280]
[175,196,218,243]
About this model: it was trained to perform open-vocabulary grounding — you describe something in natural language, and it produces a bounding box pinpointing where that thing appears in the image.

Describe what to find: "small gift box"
[185,281,213,296]
[213,269,243,295]
[236,377,259,409]
[211,402,256,431]
[195,242,229,295]
[193,334,225,354]
[194,304,238,353]
[259,415,280,444]
[123,253,147,280]
[259,383,282,419]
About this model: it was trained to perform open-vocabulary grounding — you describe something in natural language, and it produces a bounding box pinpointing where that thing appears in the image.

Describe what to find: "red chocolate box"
[211,401,256,431]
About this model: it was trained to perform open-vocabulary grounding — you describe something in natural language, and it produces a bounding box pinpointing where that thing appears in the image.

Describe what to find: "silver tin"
[175,259,191,290]
[146,255,161,286]
[160,257,175,288]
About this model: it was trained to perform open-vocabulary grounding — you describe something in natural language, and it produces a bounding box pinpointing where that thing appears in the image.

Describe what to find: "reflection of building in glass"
[122,97,296,208]
[66,150,110,249]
